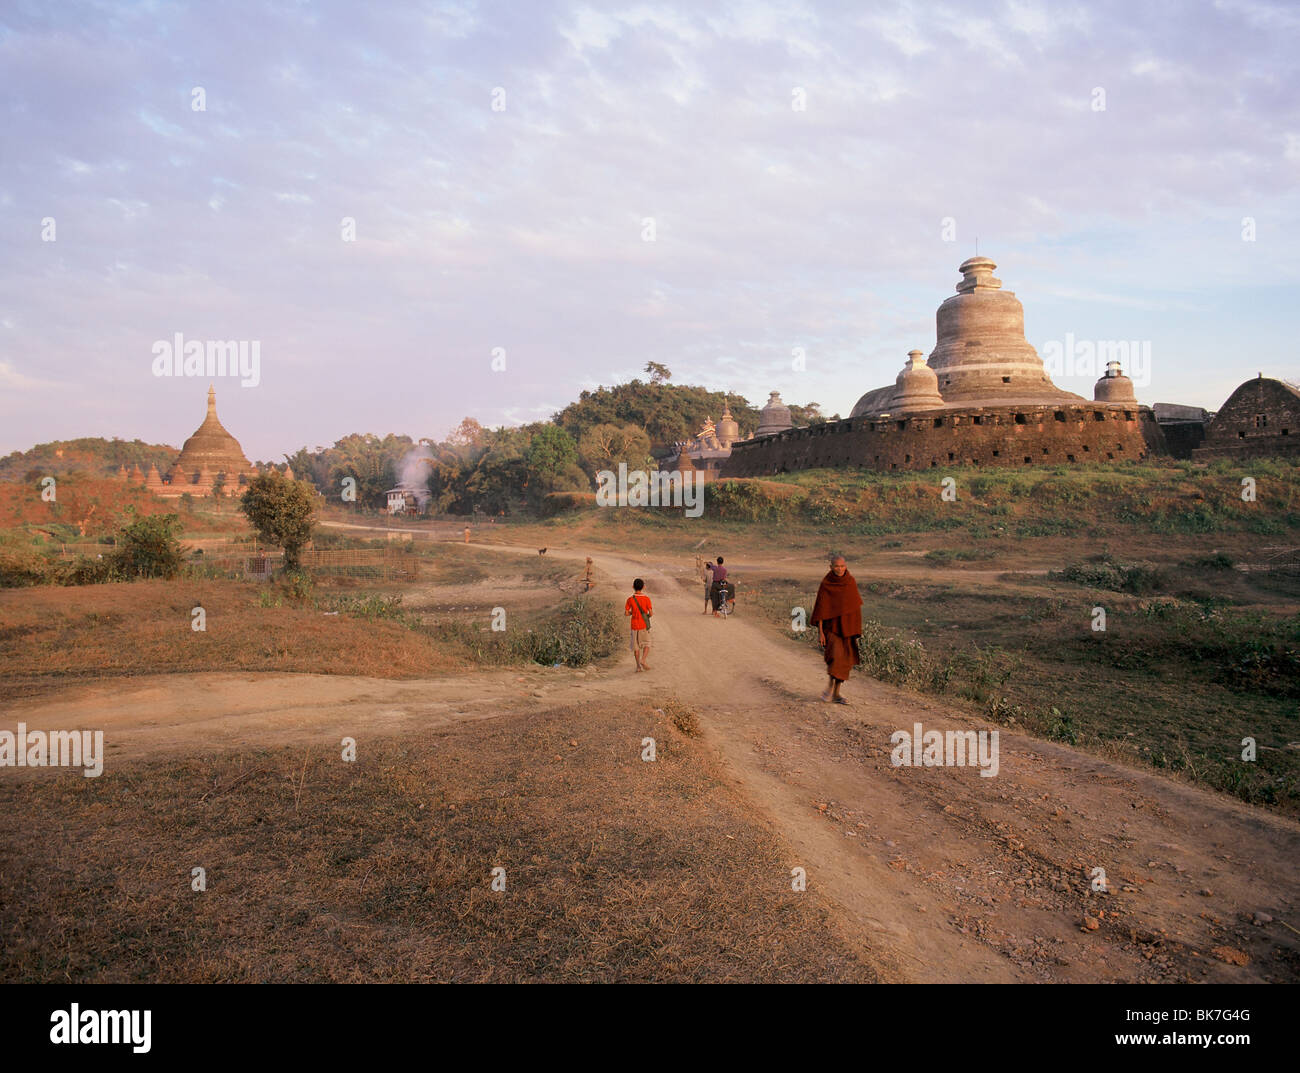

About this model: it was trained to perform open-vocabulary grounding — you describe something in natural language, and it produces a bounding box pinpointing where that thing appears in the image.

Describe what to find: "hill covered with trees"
[554,364,832,453]
[0,438,180,483]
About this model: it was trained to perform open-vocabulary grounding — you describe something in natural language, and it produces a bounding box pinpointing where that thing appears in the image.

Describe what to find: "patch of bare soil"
[0,702,876,983]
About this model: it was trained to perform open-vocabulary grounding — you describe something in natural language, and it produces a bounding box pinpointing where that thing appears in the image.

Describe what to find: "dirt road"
[10,539,1300,983]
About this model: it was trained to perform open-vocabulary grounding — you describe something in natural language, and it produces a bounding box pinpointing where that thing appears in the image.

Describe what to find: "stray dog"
[538,548,547,556]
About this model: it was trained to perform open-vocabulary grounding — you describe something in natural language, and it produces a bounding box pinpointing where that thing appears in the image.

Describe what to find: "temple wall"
[1192,379,1300,461]
[1159,421,1207,460]
[721,404,1165,477]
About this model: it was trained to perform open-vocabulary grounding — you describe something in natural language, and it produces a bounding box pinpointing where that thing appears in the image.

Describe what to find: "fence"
[300,548,418,579]
[1242,547,1300,572]
[186,547,417,581]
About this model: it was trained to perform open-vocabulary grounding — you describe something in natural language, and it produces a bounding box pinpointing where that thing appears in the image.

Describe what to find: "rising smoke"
[397,444,433,488]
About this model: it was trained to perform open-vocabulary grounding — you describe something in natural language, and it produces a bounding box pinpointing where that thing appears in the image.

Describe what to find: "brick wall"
[1158,421,1206,460]
[1192,378,1300,461]
[721,405,1165,477]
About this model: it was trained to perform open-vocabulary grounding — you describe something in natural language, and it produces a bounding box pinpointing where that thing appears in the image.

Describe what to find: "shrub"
[112,513,184,579]
[541,491,596,517]
[523,595,621,666]
[1188,552,1235,571]
[706,480,807,522]
[662,697,701,736]
[1059,554,1165,594]
[325,592,413,622]
[924,548,994,564]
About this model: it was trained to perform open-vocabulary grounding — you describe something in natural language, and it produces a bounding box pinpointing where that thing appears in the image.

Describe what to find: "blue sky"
[1,0,1297,460]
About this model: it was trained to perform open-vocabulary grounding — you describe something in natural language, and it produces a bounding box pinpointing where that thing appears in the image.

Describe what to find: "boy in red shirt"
[625,578,653,671]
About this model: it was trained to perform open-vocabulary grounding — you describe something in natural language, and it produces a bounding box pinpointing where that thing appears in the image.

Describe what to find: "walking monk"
[810,554,863,704]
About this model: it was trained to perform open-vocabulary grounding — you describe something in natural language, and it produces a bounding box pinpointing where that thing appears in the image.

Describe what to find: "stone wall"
[721,404,1165,477]
[1158,421,1206,460]
[1192,378,1300,461]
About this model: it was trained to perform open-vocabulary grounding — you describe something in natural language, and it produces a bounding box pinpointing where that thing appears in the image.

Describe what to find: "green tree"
[555,380,760,449]
[283,446,326,491]
[240,472,317,569]
[578,422,653,473]
[788,401,838,426]
[446,417,487,449]
[525,424,578,485]
[644,361,672,385]
[466,427,531,513]
[112,513,184,579]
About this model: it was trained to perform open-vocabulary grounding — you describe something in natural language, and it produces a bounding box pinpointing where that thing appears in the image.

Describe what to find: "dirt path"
[9,537,1300,983]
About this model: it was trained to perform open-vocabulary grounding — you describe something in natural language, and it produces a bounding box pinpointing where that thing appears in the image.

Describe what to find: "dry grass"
[0,702,877,983]
[0,579,465,696]
[661,696,701,737]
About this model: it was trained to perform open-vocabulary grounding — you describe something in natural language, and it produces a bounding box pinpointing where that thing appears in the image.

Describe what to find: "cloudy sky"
[1,0,1297,460]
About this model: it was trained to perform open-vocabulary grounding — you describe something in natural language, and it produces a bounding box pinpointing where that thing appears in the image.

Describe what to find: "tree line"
[6,368,832,516]
[282,367,834,514]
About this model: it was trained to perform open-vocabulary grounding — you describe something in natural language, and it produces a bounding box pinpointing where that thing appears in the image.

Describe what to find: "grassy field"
[742,557,1300,815]
[511,457,1300,549]
[0,700,876,983]
[0,542,621,697]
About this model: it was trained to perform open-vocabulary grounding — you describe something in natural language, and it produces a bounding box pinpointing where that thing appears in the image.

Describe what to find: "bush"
[0,546,61,587]
[1188,552,1235,571]
[432,595,621,668]
[523,595,621,666]
[323,592,414,622]
[924,548,994,564]
[705,480,807,522]
[661,697,701,736]
[1058,554,1165,595]
[541,491,596,517]
[112,513,184,579]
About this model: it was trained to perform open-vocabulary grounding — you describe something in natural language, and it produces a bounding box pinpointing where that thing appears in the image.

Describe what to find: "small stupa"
[716,401,740,447]
[890,350,946,413]
[1094,360,1137,404]
[755,391,794,436]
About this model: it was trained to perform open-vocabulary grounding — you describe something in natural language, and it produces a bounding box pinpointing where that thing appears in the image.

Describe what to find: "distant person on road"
[811,554,862,704]
[701,558,714,614]
[709,556,728,616]
[463,526,470,544]
[625,578,653,672]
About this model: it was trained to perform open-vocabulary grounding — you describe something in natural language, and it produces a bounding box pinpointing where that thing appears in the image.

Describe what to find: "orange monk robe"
[810,568,864,682]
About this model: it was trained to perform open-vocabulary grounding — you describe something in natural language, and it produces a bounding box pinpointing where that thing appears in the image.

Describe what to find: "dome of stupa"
[892,350,946,413]
[1094,360,1137,403]
[169,385,254,486]
[716,401,740,447]
[927,256,1085,407]
[755,391,793,436]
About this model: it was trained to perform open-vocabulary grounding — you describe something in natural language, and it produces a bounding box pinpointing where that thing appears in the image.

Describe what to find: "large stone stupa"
[852,256,1085,418]
[164,384,256,495]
